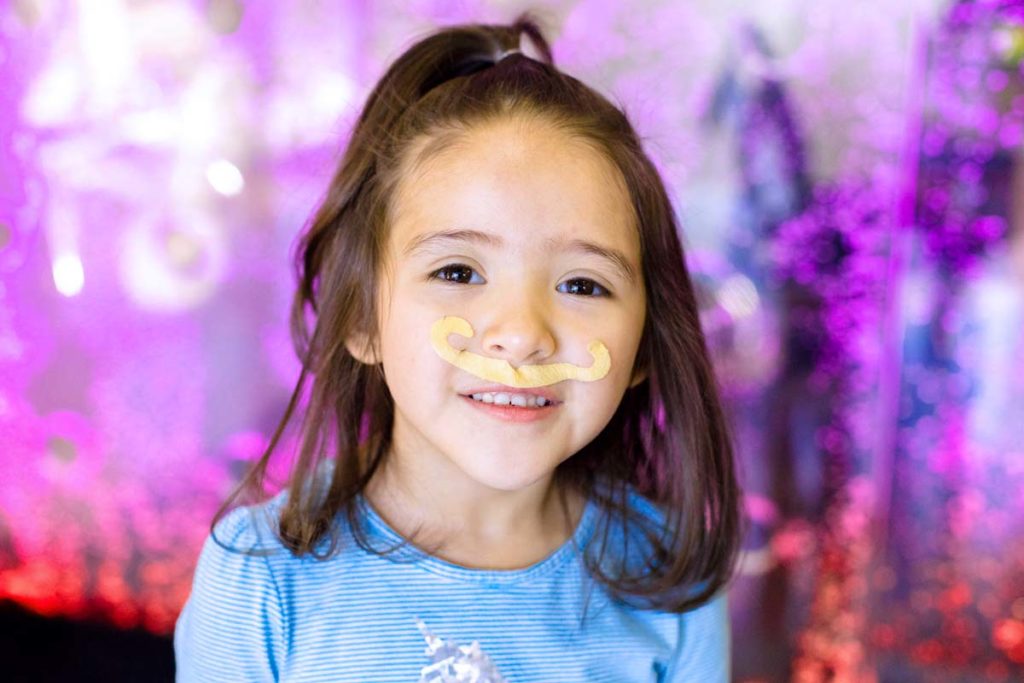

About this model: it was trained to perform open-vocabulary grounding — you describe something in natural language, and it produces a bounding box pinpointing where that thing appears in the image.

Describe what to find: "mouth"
[460,387,565,409]
[459,391,560,423]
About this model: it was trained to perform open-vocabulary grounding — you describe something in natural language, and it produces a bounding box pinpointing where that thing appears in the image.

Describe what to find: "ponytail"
[355,14,553,139]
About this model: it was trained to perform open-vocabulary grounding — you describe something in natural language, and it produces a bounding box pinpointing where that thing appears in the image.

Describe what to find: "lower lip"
[461,395,559,423]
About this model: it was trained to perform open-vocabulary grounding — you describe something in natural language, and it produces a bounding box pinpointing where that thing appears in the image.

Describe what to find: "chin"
[459,457,558,494]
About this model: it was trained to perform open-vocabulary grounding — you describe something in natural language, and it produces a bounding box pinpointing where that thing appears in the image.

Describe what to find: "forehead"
[387,116,639,259]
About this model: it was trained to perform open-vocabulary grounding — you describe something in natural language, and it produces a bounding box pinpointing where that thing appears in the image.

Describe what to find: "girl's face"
[363,116,646,498]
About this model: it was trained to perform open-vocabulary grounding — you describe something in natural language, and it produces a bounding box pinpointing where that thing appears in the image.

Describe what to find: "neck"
[363,454,584,570]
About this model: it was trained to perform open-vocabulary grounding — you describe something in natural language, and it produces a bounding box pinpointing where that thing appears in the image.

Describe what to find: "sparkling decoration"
[416,618,508,683]
[915,1,1024,277]
[767,181,891,683]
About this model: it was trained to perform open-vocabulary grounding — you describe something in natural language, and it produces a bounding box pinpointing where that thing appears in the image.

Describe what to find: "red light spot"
[939,582,972,611]
[993,619,1024,651]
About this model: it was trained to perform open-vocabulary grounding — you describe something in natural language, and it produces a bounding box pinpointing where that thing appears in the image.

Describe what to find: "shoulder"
[665,590,730,682]
[182,502,287,623]
[617,485,731,678]
[211,493,289,553]
[174,495,293,682]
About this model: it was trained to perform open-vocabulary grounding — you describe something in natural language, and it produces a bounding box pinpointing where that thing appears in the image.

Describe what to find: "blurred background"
[1,0,1022,681]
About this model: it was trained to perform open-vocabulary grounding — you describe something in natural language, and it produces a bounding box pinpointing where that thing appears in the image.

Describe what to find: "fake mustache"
[430,316,610,388]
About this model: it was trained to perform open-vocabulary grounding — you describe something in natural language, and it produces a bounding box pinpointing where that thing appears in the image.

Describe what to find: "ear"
[345,332,380,365]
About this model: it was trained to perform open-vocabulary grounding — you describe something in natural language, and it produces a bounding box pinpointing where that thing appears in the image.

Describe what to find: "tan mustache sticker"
[429,316,611,388]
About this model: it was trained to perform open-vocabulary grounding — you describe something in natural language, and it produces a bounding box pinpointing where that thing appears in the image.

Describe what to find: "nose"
[477,289,556,367]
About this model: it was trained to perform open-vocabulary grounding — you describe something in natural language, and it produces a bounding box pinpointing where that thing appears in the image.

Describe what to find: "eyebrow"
[403,229,639,284]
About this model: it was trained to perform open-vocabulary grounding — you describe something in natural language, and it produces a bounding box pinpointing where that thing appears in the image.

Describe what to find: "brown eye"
[430,264,483,285]
[558,278,610,297]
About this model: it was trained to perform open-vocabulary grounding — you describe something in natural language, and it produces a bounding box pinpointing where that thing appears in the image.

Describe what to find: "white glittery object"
[415,617,508,683]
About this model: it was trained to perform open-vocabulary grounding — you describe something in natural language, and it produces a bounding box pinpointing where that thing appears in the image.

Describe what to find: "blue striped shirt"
[174,488,730,682]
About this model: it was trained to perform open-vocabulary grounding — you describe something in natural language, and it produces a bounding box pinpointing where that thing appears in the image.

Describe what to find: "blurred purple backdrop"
[1,1,1022,681]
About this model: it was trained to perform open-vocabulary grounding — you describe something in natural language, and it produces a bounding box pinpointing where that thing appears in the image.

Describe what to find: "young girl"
[175,15,741,682]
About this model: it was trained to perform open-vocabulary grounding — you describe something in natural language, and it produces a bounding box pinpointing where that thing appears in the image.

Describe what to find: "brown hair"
[216,14,742,613]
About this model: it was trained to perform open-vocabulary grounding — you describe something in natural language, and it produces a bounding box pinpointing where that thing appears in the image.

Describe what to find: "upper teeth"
[469,392,552,407]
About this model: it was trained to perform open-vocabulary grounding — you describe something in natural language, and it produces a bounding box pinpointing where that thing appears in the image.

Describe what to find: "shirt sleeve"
[663,590,731,682]
[174,507,287,682]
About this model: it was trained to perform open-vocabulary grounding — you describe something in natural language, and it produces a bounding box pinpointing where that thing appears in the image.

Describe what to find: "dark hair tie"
[419,56,498,96]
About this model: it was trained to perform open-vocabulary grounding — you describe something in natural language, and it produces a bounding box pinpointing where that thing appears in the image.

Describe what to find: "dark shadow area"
[0,600,174,682]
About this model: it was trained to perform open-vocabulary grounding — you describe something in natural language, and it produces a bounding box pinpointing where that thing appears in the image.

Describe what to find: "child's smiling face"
[363,116,646,498]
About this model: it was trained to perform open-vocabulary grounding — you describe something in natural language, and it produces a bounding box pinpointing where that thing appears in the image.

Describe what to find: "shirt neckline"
[354,491,599,585]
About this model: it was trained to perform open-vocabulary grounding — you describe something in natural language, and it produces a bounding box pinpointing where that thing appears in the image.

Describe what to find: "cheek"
[603,314,644,374]
[382,310,448,380]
